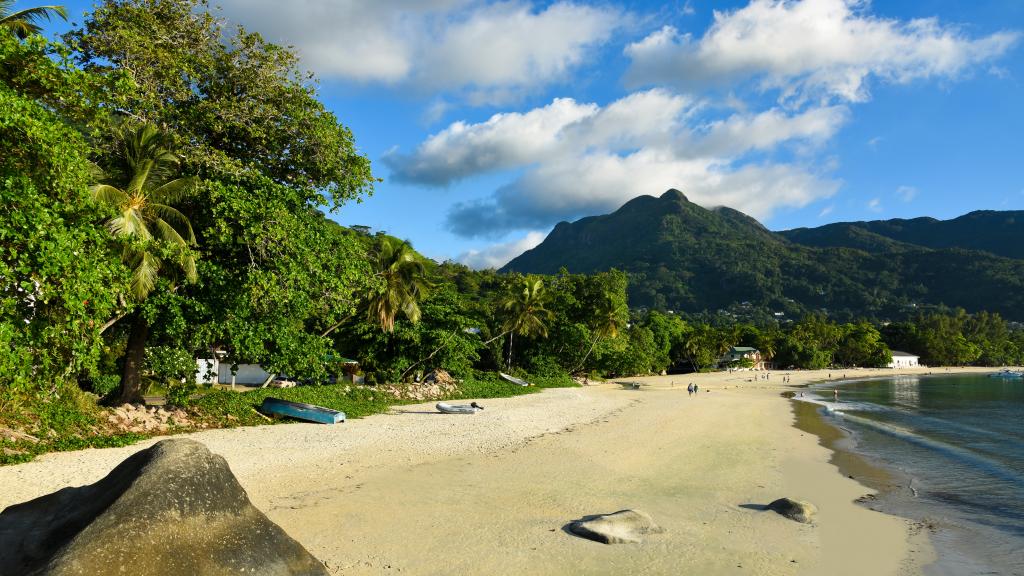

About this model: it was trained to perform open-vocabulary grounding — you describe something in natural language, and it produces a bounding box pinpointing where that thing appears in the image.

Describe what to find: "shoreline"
[0,367,993,574]
[797,371,1024,576]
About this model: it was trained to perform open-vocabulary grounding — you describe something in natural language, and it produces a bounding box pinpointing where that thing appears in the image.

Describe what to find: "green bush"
[89,374,121,397]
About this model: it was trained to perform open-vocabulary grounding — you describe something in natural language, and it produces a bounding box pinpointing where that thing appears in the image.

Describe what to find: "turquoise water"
[814,374,1024,575]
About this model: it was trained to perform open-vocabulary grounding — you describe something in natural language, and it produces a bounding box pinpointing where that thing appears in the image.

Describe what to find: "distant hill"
[780,211,1024,259]
[502,190,1024,320]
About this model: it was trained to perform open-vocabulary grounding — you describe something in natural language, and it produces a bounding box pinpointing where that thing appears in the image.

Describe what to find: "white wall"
[218,363,272,385]
[195,358,218,384]
[888,356,920,368]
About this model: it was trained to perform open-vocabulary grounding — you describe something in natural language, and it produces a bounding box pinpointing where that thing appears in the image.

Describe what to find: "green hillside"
[502,190,1024,320]
[781,211,1024,259]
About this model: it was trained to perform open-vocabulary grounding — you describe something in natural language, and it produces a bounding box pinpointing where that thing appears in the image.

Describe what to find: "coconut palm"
[91,123,198,403]
[367,236,429,332]
[501,277,553,369]
[1,2,67,39]
[574,292,628,373]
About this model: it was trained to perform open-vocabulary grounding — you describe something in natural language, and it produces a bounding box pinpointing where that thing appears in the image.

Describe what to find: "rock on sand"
[0,438,328,576]
[768,498,817,524]
[567,509,665,544]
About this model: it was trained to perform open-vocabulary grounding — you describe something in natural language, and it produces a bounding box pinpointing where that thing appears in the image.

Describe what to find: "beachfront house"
[888,351,920,368]
[719,346,771,370]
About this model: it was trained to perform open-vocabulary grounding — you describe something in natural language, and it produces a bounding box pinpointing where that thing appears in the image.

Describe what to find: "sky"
[36,0,1024,268]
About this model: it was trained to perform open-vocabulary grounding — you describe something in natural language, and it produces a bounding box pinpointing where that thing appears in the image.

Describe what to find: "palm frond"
[152,217,190,248]
[130,251,161,300]
[150,176,197,206]
[106,208,152,241]
[1,4,67,39]
[149,203,196,244]
[90,183,129,207]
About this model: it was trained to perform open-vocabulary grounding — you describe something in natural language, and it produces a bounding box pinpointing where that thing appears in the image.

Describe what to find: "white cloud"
[896,185,918,202]
[386,89,846,236]
[385,96,600,185]
[818,204,834,217]
[867,197,882,212]
[624,0,1019,104]
[457,231,547,269]
[216,0,622,104]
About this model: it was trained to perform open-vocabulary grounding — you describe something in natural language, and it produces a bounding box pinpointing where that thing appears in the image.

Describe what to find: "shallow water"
[813,373,1024,575]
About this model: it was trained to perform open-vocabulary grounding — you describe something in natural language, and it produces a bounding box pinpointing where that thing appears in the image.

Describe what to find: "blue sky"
[37,0,1024,266]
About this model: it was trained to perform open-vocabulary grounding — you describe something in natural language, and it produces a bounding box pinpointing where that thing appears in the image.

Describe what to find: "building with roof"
[887,350,920,368]
[719,346,772,370]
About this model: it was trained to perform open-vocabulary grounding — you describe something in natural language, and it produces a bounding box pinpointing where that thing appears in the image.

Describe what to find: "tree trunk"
[117,312,149,404]
[507,332,514,370]
[574,335,603,374]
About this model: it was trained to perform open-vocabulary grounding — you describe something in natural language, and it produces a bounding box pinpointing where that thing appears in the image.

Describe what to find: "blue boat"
[259,397,346,424]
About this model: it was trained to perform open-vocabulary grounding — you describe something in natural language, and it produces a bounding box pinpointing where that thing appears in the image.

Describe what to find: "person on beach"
[833,389,839,402]
[694,384,699,393]
[687,383,694,396]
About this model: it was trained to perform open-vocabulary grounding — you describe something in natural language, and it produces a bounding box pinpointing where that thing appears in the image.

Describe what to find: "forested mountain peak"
[503,191,1024,320]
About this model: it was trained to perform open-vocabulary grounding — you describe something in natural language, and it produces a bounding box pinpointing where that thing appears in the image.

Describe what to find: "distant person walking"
[694,384,699,394]
[687,383,694,396]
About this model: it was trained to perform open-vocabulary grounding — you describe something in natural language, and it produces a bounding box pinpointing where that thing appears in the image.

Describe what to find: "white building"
[888,351,920,368]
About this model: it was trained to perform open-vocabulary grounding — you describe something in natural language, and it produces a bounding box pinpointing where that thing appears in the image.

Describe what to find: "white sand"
[1,367,991,574]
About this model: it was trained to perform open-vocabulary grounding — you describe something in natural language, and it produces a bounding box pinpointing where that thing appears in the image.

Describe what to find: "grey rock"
[567,509,664,544]
[0,439,328,576]
[768,498,817,524]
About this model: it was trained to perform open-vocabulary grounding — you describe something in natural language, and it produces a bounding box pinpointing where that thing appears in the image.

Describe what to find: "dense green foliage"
[504,190,1024,321]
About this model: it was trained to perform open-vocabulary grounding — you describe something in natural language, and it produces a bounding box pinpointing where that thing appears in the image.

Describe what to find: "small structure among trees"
[888,351,920,368]
[719,346,770,370]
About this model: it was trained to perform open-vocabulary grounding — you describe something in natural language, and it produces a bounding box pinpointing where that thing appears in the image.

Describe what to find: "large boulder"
[0,439,328,576]
[768,498,817,524]
[567,509,664,544]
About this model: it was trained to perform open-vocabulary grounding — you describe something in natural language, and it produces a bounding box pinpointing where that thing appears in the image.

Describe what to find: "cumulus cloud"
[867,197,882,212]
[216,0,622,103]
[385,89,846,236]
[457,231,547,269]
[624,0,1019,103]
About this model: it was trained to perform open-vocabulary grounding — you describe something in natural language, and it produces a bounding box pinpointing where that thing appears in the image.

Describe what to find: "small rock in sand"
[768,498,817,524]
[567,509,664,544]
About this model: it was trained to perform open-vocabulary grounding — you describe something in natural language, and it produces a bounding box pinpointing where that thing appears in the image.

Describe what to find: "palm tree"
[500,277,553,370]
[1,2,67,39]
[574,293,628,373]
[366,236,429,332]
[91,123,198,403]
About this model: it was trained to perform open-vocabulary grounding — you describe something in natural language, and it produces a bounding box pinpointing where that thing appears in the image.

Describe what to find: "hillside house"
[719,346,771,370]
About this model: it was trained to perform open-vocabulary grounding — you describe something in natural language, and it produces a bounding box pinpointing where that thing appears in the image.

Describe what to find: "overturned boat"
[436,401,484,414]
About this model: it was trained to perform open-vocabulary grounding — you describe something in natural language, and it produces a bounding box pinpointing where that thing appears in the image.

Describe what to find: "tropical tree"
[366,236,429,332]
[574,292,628,372]
[0,1,66,39]
[91,123,198,403]
[501,277,553,369]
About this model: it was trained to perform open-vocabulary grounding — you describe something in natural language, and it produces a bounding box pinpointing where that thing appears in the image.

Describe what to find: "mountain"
[502,190,1024,320]
[780,211,1024,259]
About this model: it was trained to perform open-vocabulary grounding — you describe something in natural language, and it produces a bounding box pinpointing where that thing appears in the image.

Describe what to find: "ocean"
[807,373,1024,576]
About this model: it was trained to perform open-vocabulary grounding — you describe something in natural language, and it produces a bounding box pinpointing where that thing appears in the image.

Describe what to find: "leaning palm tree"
[1,2,67,39]
[91,123,198,403]
[500,277,553,370]
[366,237,430,332]
[574,292,628,373]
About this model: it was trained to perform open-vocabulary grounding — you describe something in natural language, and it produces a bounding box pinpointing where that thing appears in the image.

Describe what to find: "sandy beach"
[0,367,994,575]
